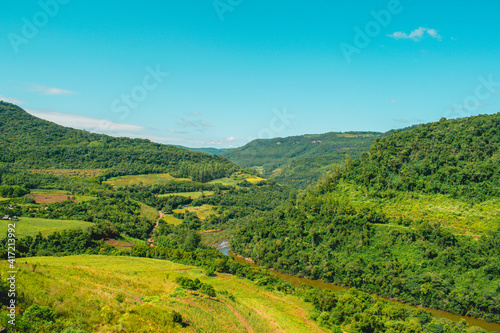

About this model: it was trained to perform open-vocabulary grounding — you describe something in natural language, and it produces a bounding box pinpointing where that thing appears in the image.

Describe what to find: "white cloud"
[29,84,77,95]
[26,109,145,133]
[387,27,441,41]
[0,95,26,104]
[390,99,397,104]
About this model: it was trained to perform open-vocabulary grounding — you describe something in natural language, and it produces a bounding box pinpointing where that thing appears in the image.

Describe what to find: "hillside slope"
[222,131,382,188]
[232,113,500,323]
[0,102,237,182]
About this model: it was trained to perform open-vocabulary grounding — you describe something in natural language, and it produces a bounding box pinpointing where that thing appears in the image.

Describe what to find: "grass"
[105,173,190,187]
[139,203,159,221]
[246,176,265,183]
[120,234,147,246]
[157,191,214,199]
[0,217,93,238]
[73,194,97,202]
[161,214,183,226]
[3,255,324,333]
[173,205,217,220]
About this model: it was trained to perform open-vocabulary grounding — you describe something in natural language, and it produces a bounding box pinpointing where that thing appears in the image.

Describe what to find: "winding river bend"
[217,244,500,332]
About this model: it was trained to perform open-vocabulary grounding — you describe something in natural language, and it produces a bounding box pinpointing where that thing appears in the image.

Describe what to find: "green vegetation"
[0,255,323,332]
[0,217,93,238]
[0,101,238,182]
[105,173,190,187]
[231,114,500,324]
[1,101,499,331]
[222,131,382,188]
[157,191,214,199]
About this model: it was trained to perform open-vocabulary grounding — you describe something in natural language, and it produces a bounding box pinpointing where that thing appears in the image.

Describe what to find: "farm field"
[28,189,76,204]
[104,173,191,187]
[173,205,217,220]
[157,191,214,199]
[161,214,183,226]
[7,255,325,333]
[0,217,93,238]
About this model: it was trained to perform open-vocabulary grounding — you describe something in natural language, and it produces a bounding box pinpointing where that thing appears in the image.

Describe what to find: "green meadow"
[5,255,325,333]
[0,217,93,238]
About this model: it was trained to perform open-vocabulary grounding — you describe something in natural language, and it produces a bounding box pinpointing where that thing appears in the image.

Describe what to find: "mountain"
[232,113,500,323]
[222,131,383,188]
[0,102,238,182]
[176,146,233,155]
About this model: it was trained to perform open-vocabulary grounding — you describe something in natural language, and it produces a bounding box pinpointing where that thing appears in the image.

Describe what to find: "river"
[216,245,500,332]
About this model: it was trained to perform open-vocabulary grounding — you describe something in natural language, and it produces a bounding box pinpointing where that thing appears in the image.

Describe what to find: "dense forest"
[222,131,383,188]
[231,113,500,323]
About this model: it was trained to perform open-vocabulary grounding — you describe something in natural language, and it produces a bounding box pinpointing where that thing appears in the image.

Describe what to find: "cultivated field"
[157,191,214,199]
[173,205,217,220]
[7,255,325,333]
[161,214,183,226]
[29,189,77,204]
[105,173,190,187]
[0,217,93,238]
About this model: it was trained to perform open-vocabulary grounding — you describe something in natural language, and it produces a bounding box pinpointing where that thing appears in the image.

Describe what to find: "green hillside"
[231,114,500,324]
[0,102,237,182]
[222,131,382,188]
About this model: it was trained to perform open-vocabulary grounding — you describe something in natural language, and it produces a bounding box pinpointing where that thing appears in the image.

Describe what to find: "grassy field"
[246,176,265,183]
[157,191,214,199]
[105,173,191,187]
[73,194,97,202]
[173,205,217,221]
[161,214,183,226]
[0,217,93,238]
[4,255,325,333]
[139,203,159,221]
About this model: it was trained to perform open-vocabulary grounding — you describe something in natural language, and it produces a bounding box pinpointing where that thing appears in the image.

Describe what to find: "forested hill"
[232,113,500,323]
[0,102,238,182]
[336,113,500,201]
[222,131,383,188]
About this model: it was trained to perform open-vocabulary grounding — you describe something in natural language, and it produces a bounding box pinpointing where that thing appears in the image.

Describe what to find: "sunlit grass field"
[104,173,191,187]
[0,217,93,238]
[173,205,217,220]
[161,214,183,226]
[4,255,325,333]
[157,191,214,199]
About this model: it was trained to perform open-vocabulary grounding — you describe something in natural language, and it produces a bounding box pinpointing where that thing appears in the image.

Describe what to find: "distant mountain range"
[221,131,384,188]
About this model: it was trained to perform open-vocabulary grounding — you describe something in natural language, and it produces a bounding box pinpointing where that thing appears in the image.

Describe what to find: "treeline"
[23,198,154,239]
[0,102,238,182]
[231,194,500,323]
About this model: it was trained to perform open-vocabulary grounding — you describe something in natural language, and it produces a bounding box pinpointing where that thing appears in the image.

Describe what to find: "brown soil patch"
[105,239,135,250]
[32,193,77,204]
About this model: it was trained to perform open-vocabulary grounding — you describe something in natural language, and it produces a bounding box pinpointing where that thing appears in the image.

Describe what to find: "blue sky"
[1,0,499,148]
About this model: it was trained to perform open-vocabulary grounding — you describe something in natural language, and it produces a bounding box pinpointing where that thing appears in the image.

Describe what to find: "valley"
[0,102,499,332]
